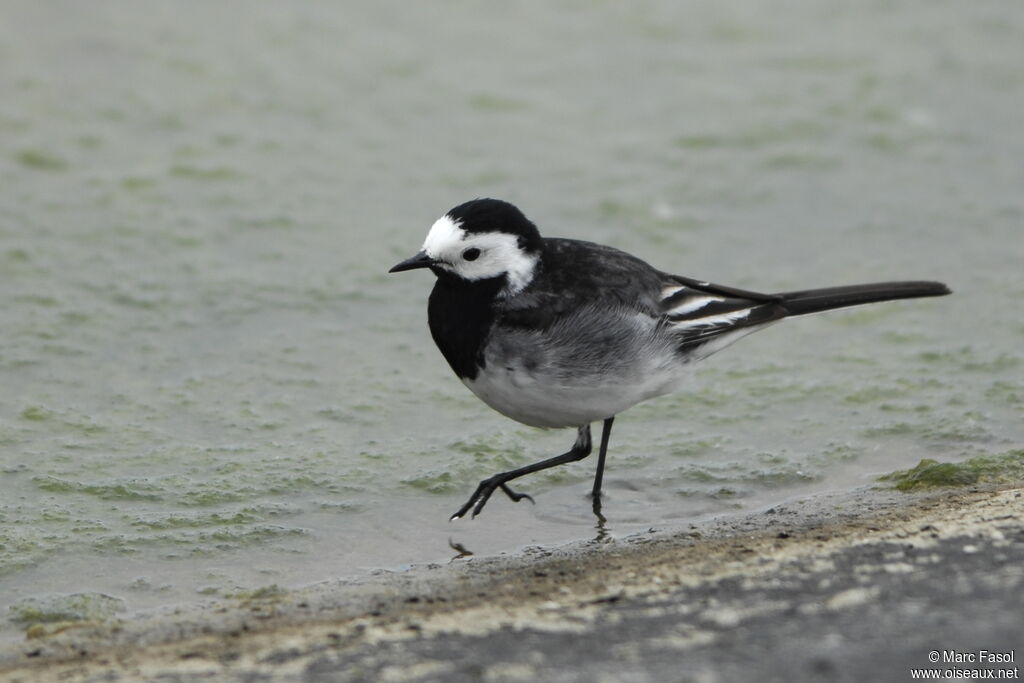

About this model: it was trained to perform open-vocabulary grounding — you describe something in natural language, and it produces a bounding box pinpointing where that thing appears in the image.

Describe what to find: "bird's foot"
[450,478,535,520]
[591,491,606,524]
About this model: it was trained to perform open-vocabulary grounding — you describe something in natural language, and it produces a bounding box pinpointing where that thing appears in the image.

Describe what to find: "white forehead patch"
[420,213,539,295]
[422,214,466,257]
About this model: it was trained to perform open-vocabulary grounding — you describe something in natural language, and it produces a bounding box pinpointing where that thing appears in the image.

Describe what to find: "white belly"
[463,361,685,429]
[461,305,699,428]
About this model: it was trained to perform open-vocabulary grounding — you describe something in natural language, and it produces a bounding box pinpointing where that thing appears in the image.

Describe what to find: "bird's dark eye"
[462,248,481,261]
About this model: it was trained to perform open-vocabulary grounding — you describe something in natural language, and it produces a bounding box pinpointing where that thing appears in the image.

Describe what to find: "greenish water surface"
[1,1,1022,640]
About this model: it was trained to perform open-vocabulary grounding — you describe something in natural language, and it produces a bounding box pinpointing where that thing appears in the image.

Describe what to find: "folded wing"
[659,277,787,357]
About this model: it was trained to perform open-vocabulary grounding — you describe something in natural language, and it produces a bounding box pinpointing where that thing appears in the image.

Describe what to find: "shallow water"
[1,1,1022,639]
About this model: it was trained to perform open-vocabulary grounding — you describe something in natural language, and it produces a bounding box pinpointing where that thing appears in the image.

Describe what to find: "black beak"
[388,250,434,273]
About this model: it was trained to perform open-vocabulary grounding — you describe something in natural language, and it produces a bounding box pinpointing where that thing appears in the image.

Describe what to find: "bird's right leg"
[450,424,593,520]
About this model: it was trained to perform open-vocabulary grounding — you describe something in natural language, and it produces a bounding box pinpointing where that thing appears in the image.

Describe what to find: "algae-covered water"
[2,1,1022,638]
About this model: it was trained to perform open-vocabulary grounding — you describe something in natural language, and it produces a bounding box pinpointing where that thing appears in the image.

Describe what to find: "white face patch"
[421,214,539,294]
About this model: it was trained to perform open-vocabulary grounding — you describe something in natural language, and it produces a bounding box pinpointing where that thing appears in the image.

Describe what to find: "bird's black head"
[446,198,543,254]
[389,198,543,294]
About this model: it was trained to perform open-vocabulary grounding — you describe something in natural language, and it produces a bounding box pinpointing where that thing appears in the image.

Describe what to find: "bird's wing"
[497,238,667,329]
[497,238,788,355]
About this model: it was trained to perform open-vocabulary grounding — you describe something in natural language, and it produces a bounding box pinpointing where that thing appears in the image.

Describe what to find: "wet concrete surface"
[2,485,1021,682]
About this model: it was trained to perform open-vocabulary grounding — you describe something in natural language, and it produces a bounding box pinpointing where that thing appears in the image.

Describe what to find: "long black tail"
[776,281,951,317]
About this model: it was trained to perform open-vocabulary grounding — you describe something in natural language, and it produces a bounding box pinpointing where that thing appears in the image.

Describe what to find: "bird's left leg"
[590,417,615,519]
[451,425,593,520]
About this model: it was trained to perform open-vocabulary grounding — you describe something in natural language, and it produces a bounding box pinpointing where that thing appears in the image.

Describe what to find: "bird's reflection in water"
[447,494,613,561]
[448,537,474,562]
[592,495,611,543]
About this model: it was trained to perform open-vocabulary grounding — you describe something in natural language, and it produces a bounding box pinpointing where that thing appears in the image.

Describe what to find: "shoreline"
[2,482,1021,681]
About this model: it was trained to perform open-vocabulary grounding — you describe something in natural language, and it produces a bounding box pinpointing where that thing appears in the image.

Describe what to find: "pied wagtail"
[390,198,951,521]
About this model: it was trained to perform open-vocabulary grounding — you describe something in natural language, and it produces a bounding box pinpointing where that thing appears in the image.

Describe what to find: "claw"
[450,481,487,521]
[449,499,474,521]
[449,478,535,520]
[470,484,496,517]
[499,484,534,505]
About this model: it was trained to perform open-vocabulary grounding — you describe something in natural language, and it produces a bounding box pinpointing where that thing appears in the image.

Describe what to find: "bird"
[389,198,951,521]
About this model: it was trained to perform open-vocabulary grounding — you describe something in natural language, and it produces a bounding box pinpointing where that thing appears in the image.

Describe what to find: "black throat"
[427,272,504,380]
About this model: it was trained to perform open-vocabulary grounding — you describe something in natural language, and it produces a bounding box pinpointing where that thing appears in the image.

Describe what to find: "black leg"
[451,425,593,520]
[590,417,615,505]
